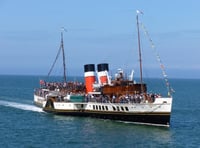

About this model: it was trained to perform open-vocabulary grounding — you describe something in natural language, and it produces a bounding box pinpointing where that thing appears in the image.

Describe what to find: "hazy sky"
[0,0,200,78]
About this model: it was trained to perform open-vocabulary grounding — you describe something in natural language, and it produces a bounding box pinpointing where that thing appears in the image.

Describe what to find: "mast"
[47,28,67,82]
[136,10,144,93]
[61,29,67,83]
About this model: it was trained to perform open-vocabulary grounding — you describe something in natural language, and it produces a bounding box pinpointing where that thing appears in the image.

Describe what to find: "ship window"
[112,106,116,111]
[96,105,98,110]
[93,105,95,110]
[121,107,124,111]
[99,106,101,110]
[117,106,120,111]
[105,106,108,110]
[102,106,105,110]
[125,107,129,111]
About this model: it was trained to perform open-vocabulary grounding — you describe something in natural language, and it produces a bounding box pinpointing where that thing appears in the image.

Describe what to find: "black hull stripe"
[43,108,170,126]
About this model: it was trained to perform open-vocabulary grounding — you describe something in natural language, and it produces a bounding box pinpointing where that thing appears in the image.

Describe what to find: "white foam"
[0,100,43,112]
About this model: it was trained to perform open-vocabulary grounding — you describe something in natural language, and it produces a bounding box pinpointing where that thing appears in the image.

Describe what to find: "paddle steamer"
[42,11,173,127]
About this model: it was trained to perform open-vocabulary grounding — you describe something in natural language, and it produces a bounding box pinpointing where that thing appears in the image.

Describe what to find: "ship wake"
[0,100,43,112]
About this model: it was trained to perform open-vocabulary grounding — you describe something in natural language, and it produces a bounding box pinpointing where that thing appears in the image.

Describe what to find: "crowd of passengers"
[43,81,85,91]
[41,93,160,103]
[85,93,161,103]
[35,81,160,104]
[34,81,85,97]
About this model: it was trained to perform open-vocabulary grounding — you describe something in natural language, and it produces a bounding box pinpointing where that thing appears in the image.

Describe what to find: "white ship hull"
[43,97,172,127]
[34,94,46,108]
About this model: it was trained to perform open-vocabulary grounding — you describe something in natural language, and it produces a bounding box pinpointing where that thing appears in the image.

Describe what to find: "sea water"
[0,75,200,148]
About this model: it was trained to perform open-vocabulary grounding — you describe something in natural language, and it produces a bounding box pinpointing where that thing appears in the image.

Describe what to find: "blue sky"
[0,0,200,78]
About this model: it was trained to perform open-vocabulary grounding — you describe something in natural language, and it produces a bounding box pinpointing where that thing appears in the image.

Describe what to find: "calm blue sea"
[0,75,200,148]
